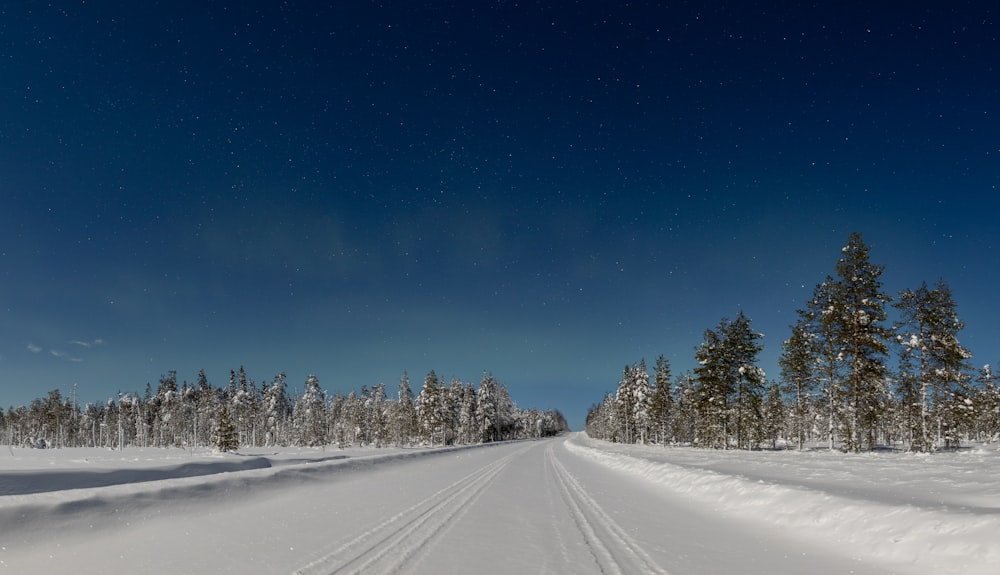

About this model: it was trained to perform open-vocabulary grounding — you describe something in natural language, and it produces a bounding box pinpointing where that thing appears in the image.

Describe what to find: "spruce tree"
[214,405,238,452]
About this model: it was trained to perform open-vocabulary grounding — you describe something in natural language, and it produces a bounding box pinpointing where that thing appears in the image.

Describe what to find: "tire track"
[294,446,526,575]
[547,444,670,575]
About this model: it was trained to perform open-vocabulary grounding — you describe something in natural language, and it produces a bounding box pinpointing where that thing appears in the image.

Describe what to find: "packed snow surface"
[1,435,998,574]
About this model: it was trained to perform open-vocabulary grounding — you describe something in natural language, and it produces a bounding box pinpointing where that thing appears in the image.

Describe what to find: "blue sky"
[2,2,999,429]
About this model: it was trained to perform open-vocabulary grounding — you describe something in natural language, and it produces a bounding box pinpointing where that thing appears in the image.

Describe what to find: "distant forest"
[2,368,569,451]
[588,232,1000,453]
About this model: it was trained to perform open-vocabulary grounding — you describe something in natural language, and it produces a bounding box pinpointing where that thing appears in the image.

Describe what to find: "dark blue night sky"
[3,2,999,428]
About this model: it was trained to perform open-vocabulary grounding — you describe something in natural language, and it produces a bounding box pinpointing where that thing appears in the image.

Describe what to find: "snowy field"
[1,435,998,574]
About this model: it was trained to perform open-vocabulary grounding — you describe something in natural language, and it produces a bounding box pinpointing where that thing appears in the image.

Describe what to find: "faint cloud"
[26,339,95,361]
[49,349,83,362]
[71,338,106,348]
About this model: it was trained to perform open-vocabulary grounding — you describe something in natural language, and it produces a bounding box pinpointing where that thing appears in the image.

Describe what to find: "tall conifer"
[831,232,892,451]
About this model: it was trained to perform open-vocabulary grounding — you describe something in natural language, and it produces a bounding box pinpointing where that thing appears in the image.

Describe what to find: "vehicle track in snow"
[546,444,670,575]
[293,445,528,575]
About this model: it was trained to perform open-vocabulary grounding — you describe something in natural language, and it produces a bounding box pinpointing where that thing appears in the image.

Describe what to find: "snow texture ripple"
[545,443,670,575]
[293,444,531,575]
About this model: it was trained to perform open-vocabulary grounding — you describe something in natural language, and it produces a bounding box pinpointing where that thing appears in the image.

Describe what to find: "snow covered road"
[2,435,997,574]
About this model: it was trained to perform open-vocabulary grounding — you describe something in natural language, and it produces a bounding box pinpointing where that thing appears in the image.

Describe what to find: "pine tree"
[155,371,180,447]
[476,372,500,443]
[327,393,347,447]
[342,390,362,445]
[494,384,515,440]
[930,281,975,447]
[894,280,973,450]
[797,278,844,450]
[614,361,651,444]
[293,375,327,447]
[394,372,418,446]
[763,381,786,449]
[442,379,464,445]
[895,350,924,450]
[647,355,674,445]
[230,366,260,448]
[672,373,697,445]
[368,383,388,448]
[214,405,238,452]
[694,324,729,448]
[727,311,765,450]
[633,359,651,443]
[194,369,217,448]
[417,370,443,445]
[694,312,764,449]
[180,382,198,447]
[830,232,892,452]
[600,392,619,441]
[262,372,291,447]
[974,365,1000,441]
[614,365,633,443]
[780,319,818,450]
[457,383,477,444]
[585,393,617,441]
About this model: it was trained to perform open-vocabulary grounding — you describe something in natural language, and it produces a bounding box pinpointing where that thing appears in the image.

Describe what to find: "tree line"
[2,367,569,451]
[587,232,1000,453]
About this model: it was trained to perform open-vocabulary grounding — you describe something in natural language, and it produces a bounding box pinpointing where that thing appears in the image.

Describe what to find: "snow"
[566,436,1000,574]
[2,436,998,574]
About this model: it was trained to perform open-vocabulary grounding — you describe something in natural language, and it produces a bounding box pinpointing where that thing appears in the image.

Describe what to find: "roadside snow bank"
[0,443,506,545]
[565,436,1000,575]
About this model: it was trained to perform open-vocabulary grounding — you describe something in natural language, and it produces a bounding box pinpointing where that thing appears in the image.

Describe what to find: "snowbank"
[566,435,1000,575]
[0,443,492,546]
